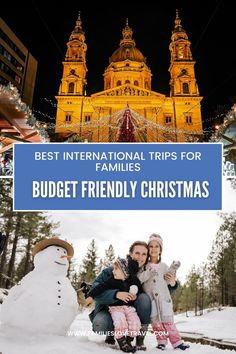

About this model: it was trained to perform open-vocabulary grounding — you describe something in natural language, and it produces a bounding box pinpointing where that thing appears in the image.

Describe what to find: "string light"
[32,109,55,121]
[209,104,236,176]
[43,96,229,129]
[210,104,236,143]
[0,83,49,142]
[37,102,205,137]
[1,84,226,142]
[37,99,222,143]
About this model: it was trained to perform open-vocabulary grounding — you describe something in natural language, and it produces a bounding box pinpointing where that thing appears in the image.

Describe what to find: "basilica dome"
[109,20,146,63]
[110,45,145,63]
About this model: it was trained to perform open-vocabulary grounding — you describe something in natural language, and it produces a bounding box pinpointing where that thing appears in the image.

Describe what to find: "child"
[138,234,189,351]
[86,257,142,353]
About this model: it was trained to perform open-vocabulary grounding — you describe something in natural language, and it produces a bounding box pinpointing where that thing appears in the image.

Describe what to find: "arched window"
[125,80,130,84]
[165,116,172,124]
[68,82,74,93]
[65,114,71,122]
[134,80,139,86]
[185,115,192,124]
[183,83,189,94]
[117,80,121,86]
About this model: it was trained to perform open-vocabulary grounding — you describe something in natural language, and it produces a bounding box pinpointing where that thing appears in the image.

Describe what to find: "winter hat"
[148,233,163,249]
[116,257,139,278]
[32,237,74,257]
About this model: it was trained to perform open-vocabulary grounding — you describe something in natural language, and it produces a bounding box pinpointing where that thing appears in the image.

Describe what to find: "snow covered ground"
[0,306,236,354]
[176,307,236,344]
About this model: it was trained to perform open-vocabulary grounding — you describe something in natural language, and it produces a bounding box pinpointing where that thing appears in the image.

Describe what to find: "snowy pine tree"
[103,244,115,268]
[79,239,98,283]
[95,245,115,274]
[96,258,104,274]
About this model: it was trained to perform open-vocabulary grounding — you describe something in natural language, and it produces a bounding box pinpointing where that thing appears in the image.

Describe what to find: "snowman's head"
[33,245,70,276]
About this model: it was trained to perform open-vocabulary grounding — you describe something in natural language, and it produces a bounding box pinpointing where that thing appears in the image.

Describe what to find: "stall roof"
[0,84,45,154]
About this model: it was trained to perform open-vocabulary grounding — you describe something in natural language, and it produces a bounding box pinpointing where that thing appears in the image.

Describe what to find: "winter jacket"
[89,266,178,322]
[138,262,175,323]
[88,274,143,307]
[89,267,117,321]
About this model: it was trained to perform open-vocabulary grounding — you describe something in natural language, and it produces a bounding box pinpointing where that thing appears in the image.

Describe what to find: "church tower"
[168,10,202,140]
[58,12,87,96]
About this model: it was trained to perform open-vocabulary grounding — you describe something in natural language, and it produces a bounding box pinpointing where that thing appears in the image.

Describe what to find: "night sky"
[1,0,235,130]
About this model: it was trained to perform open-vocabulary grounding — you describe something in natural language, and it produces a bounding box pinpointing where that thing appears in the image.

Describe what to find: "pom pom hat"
[115,256,139,278]
[148,233,163,250]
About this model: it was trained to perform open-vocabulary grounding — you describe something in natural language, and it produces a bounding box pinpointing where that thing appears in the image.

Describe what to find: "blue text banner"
[13,143,222,210]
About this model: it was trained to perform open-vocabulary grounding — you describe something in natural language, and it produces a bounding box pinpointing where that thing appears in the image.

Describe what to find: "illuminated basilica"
[55,11,203,142]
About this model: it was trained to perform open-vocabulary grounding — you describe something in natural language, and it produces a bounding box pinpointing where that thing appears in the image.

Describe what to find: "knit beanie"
[116,256,139,278]
[148,233,163,249]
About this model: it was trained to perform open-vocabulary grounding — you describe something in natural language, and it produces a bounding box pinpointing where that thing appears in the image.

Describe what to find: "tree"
[13,213,59,282]
[96,258,104,274]
[175,283,192,316]
[15,255,28,283]
[204,212,236,307]
[103,244,115,268]
[198,264,205,315]
[5,213,24,288]
[96,244,115,274]
[175,212,236,313]
[0,181,61,287]
[218,213,236,306]
[79,239,98,283]
[182,266,201,315]
[0,179,14,287]
[22,213,59,277]
[118,109,136,142]
[172,280,183,313]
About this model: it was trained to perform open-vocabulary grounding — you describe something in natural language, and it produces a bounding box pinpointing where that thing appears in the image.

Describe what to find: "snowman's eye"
[64,251,66,254]
[57,248,60,251]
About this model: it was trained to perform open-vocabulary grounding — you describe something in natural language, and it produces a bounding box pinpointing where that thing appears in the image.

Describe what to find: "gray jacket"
[138,262,174,323]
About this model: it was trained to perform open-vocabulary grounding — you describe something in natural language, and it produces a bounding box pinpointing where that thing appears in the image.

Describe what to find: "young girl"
[138,233,189,351]
[86,257,142,353]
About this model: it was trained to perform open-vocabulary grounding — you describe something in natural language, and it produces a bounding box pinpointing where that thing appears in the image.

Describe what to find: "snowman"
[0,238,78,335]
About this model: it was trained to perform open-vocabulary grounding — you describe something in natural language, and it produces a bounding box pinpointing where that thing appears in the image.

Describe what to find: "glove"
[80,282,92,297]
[168,260,181,274]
